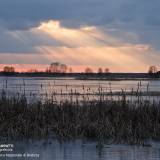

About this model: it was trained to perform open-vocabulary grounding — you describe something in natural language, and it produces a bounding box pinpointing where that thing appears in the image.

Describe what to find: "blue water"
[1,76,160,102]
[0,77,160,159]
[1,139,160,160]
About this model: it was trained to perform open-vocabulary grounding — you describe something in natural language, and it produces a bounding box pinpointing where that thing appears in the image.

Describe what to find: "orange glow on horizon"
[0,64,151,73]
[0,64,109,73]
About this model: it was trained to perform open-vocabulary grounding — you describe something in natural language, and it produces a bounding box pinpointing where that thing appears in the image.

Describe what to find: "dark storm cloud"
[0,0,160,52]
[0,0,160,30]
[0,28,36,53]
[0,27,61,53]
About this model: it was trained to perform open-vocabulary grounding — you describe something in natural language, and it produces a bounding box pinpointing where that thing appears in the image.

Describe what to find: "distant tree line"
[1,63,111,74]
[2,64,160,76]
[85,67,110,74]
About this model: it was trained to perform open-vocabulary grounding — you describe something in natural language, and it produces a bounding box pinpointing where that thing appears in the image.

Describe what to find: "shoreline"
[0,74,160,81]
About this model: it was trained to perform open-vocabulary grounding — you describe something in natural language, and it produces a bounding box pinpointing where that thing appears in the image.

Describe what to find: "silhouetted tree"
[60,64,67,73]
[3,66,15,73]
[98,68,103,74]
[27,69,38,73]
[68,67,73,73]
[49,62,67,73]
[148,66,157,74]
[45,67,50,73]
[85,67,93,73]
[104,68,110,73]
[49,62,60,73]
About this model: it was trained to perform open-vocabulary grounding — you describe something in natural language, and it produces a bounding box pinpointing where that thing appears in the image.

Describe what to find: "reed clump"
[0,90,160,145]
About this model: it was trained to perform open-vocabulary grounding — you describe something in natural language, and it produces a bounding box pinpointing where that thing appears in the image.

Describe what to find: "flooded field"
[0,76,160,102]
[1,139,160,160]
[1,76,160,160]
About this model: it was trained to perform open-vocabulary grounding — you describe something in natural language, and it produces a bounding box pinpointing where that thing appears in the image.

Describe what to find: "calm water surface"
[1,77,160,159]
[0,76,160,102]
[1,139,160,160]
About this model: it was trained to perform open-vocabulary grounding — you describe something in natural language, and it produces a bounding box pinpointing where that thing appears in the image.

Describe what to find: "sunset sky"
[0,0,160,72]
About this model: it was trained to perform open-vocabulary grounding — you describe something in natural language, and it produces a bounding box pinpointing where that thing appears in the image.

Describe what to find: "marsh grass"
[0,87,160,145]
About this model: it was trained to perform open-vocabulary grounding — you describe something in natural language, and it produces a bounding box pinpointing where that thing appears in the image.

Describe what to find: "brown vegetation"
[0,89,160,145]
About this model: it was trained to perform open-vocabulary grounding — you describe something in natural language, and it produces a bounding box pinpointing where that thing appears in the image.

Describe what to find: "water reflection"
[1,77,160,102]
[1,139,160,160]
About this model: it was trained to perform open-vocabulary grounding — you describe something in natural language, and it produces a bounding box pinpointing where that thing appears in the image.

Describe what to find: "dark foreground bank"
[0,72,160,80]
[0,91,160,145]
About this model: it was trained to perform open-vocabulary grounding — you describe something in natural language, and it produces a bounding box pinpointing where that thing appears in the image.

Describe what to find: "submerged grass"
[0,89,160,145]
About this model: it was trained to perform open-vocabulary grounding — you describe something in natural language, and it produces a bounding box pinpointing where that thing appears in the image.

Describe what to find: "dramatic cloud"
[0,0,160,30]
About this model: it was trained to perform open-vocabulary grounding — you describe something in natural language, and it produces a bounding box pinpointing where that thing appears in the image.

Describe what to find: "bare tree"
[104,68,110,73]
[148,66,157,74]
[3,66,15,73]
[49,62,68,73]
[98,67,103,74]
[45,67,50,73]
[60,64,67,73]
[68,67,73,73]
[85,67,93,73]
[49,62,60,73]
